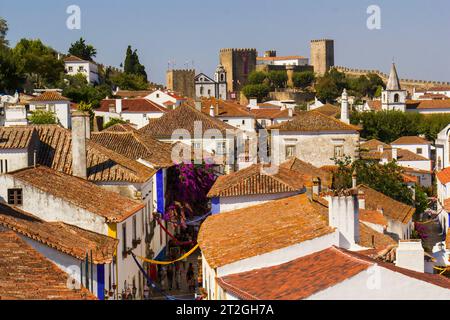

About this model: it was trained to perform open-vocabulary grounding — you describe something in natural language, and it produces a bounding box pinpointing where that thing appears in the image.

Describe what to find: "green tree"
[248,71,267,85]
[29,110,57,125]
[367,73,385,98]
[60,74,111,108]
[315,76,340,103]
[0,47,24,93]
[13,39,64,88]
[268,71,288,89]
[68,37,97,61]
[0,17,9,48]
[110,72,149,91]
[103,117,127,130]
[241,84,270,102]
[292,71,315,90]
[123,45,148,80]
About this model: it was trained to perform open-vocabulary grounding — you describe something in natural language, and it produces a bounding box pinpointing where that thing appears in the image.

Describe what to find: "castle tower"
[341,88,350,124]
[310,39,335,76]
[214,64,228,100]
[381,63,407,112]
[166,69,196,99]
[219,48,257,94]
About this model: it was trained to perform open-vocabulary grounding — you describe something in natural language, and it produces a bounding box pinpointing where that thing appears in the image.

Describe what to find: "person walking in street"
[167,265,174,291]
[187,263,195,292]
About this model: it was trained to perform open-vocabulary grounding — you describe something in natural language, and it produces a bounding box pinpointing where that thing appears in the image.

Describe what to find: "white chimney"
[288,107,293,118]
[210,105,215,117]
[115,99,122,114]
[352,170,357,189]
[395,240,425,273]
[71,111,89,179]
[312,177,322,196]
[327,191,360,249]
[358,190,365,210]
[378,145,384,153]
[341,89,350,124]
[195,100,202,111]
[392,148,398,161]
[249,99,258,109]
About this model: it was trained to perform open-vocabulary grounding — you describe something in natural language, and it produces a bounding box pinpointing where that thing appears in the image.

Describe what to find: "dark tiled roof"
[92,127,174,169]
[198,193,335,268]
[358,185,415,224]
[268,111,359,132]
[0,231,96,300]
[29,91,70,102]
[8,166,144,223]
[138,104,236,139]
[0,127,36,149]
[98,99,167,113]
[207,164,305,198]
[0,203,117,263]
[34,125,155,183]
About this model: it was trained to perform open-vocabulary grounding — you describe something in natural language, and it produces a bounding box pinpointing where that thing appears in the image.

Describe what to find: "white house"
[0,166,146,300]
[195,65,227,100]
[412,86,450,100]
[269,110,360,167]
[0,202,117,300]
[95,98,167,129]
[29,91,72,129]
[4,104,28,127]
[436,168,450,232]
[64,55,99,84]
[256,55,309,67]
[0,127,38,174]
[391,136,432,160]
[145,90,186,109]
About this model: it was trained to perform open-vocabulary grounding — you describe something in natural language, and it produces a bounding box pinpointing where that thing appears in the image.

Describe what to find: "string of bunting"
[135,244,200,265]
[156,218,195,246]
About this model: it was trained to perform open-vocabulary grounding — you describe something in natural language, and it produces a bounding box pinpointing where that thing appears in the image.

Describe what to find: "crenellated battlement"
[311,39,334,43]
[220,48,257,53]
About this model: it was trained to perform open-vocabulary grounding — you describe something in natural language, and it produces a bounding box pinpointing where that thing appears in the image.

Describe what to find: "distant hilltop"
[334,66,450,91]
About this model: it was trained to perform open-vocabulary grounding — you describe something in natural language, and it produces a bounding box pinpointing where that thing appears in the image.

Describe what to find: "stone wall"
[310,39,335,76]
[166,69,196,98]
[220,48,257,93]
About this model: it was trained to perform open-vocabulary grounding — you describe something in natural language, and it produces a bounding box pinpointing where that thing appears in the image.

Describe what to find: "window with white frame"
[216,142,226,155]
[334,145,344,158]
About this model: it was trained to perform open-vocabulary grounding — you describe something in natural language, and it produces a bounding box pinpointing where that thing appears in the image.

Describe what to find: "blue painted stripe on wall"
[156,169,164,213]
[211,197,220,214]
[97,264,105,300]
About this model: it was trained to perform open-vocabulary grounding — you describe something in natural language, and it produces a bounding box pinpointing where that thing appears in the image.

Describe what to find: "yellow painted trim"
[108,224,117,239]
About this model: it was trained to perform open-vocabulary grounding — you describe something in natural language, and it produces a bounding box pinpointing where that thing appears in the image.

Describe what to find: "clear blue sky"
[2,0,450,84]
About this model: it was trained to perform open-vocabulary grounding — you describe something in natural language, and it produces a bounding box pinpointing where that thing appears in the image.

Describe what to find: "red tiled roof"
[367,100,382,111]
[198,193,334,268]
[381,148,430,162]
[63,55,86,62]
[217,246,450,300]
[8,166,144,223]
[114,90,153,99]
[268,111,360,132]
[98,99,167,113]
[391,136,431,145]
[314,104,340,118]
[280,157,332,188]
[138,104,236,139]
[29,91,70,102]
[360,209,388,227]
[207,163,305,198]
[250,108,293,119]
[437,167,450,184]
[358,185,415,224]
[0,203,117,264]
[199,98,254,118]
[91,128,174,168]
[0,231,96,300]
[406,99,450,110]
[0,127,36,149]
[360,139,389,152]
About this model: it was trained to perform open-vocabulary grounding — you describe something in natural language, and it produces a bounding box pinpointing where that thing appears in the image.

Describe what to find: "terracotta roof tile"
[381,148,429,162]
[217,247,371,300]
[8,166,144,223]
[138,104,236,139]
[0,127,36,149]
[199,98,254,118]
[0,204,117,263]
[437,168,450,185]
[198,193,335,268]
[0,231,96,300]
[207,164,305,198]
[446,229,450,249]
[114,90,153,99]
[63,55,86,62]
[359,209,388,227]
[92,128,174,168]
[280,157,332,188]
[98,99,167,113]
[406,99,450,110]
[268,111,359,132]
[391,136,431,145]
[34,125,155,183]
[358,185,415,224]
[443,199,450,213]
[360,139,389,151]
[358,223,396,250]
[29,91,70,102]
[314,104,340,118]
[217,246,450,300]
